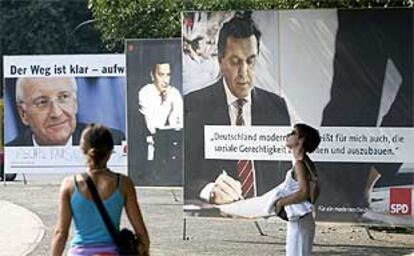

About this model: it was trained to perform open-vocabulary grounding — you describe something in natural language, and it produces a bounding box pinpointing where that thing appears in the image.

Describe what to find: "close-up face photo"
[17,77,77,145]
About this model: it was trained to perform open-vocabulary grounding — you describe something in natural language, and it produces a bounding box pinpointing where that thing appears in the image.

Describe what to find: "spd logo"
[389,188,411,215]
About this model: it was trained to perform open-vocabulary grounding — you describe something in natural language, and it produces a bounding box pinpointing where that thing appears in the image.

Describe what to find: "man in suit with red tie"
[185,13,291,205]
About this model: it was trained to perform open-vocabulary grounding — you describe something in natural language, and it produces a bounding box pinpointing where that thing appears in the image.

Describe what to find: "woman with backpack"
[274,123,321,256]
[51,124,150,256]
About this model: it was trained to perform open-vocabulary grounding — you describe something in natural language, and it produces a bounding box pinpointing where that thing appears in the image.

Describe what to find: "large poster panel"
[183,11,292,217]
[126,39,183,186]
[3,54,127,174]
[299,8,413,225]
[183,10,414,227]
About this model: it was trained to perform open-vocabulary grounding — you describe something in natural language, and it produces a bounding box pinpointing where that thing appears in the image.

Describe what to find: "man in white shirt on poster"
[139,62,183,134]
[138,62,183,160]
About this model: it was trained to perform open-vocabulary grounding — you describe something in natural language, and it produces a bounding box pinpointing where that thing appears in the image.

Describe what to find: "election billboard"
[182,10,414,226]
[3,54,127,174]
[126,39,183,186]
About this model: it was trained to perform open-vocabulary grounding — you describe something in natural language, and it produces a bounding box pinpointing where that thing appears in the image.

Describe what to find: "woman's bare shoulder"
[122,175,135,188]
[114,172,135,194]
[60,175,75,195]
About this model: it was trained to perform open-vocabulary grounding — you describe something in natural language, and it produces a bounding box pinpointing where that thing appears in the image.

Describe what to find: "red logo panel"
[389,188,411,216]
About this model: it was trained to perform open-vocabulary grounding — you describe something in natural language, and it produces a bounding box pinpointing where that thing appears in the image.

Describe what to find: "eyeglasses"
[23,92,75,111]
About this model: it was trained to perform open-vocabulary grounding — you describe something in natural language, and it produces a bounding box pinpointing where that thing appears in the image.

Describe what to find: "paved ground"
[0,200,44,256]
[0,174,413,256]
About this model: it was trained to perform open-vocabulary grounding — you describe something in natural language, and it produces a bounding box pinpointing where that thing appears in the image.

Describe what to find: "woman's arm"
[123,176,150,255]
[51,177,73,256]
[276,160,310,211]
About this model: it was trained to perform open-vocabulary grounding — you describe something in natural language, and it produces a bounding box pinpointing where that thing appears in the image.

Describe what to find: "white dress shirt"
[138,83,183,134]
[33,135,72,147]
[223,78,252,126]
[200,79,256,202]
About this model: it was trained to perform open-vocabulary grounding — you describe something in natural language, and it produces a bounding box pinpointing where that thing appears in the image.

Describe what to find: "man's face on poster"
[17,77,78,145]
[219,35,258,98]
[153,63,171,92]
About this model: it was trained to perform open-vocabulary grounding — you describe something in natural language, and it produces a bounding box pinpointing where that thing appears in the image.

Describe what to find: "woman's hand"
[138,240,150,256]
[274,199,283,215]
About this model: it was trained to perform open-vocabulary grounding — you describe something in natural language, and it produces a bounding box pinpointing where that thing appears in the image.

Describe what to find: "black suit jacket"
[6,122,125,146]
[184,80,291,201]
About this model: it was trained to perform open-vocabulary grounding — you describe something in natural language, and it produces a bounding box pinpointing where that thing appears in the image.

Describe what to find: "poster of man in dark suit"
[183,11,291,211]
[183,9,414,224]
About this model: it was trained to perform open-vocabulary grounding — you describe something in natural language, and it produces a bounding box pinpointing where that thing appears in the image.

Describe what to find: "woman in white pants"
[275,123,320,256]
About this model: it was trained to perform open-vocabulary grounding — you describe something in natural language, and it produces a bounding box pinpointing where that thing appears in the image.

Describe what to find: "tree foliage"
[0,0,108,94]
[89,0,413,52]
[1,0,106,54]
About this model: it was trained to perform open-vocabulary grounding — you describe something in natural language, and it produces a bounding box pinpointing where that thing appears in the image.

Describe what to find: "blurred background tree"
[89,0,413,52]
[0,0,108,94]
[1,0,106,54]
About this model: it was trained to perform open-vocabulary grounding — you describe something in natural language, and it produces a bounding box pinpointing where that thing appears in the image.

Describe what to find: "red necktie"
[235,99,255,198]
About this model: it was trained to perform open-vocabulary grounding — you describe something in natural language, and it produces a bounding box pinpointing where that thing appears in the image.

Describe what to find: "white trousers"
[286,213,315,256]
